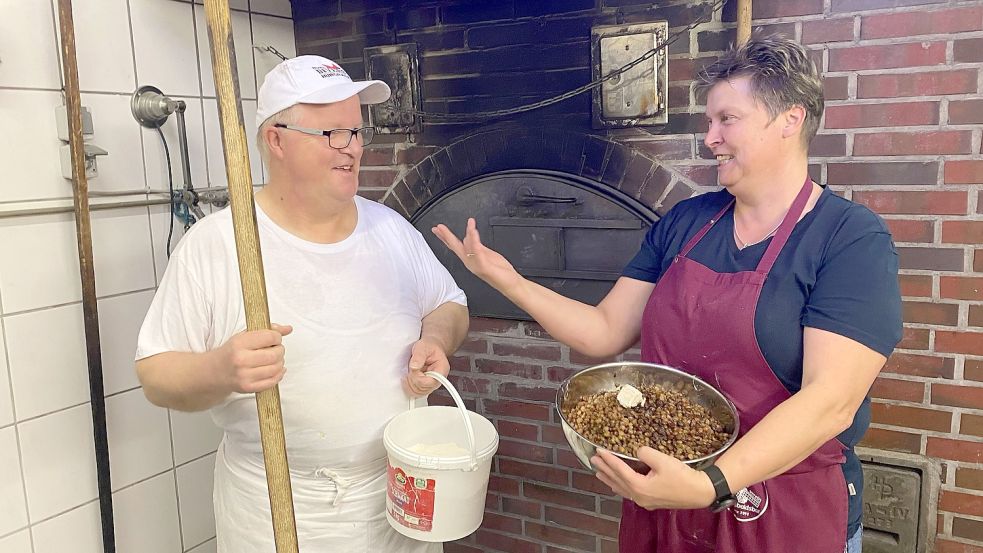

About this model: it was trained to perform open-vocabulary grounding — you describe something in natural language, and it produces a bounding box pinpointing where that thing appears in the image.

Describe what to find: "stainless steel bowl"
[555,362,740,472]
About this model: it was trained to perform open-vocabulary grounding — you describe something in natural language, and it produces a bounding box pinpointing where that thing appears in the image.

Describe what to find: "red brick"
[633,139,693,161]
[885,219,934,243]
[955,38,983,63]
[969,360,983,383]
[522,482,596,510]
[884,352,954,379]
[445,543,483,553]
[358,168,398,188]
[824,101,939,129]
[488,475,520,496]
[824,76,850,101]
[446,374,492,395]
[357,187,387,201]
[396,145,437,166]
[829,42,946,71]
[832,0,946,13]
[962,414,983,439]
[941,277,983,301]
[483,399,551,422]
[601,540,619,553]
[525,521,597,550]
[950,100,983,125]
[945,161,983,185]
[750,0,824,18]
[459,337,489,354]
[859,427,921,453]
[668,56,717,82]
[861,7,983,39]
[855,191,966,215]
[673,164,718,187]
[492,342,562,361]
[541,423,567,446]
[936,538,983,553]
[937,331,983,355]
[802,18,855,44]
[555,448,587,470]
[898,247,964,271]
[502,496,543,519]
[953,516,983,543]
[498,438,553,463]
[976,249,983,272]
[971,305,983,328]
[810,134,847,157]
[940,489,983,517]
[898,326,930,349]
[499,458,569,486]
[495,420,540,441]
[902,300,959,326]
[497,383,559,403]
[943,222,983,245]
[858,70,979,99]
[899,274,933,297]
[853,131,972,156]
[545,506,620,539]
[482,512,523,534]
[870,402,952,432]
[474,359,543,380]
[360,145,393,165]
[474,530,541,553]
[470,317,520,335]
[871,377,925,402]
[932,383,983,409]
[956,467,983,492]
[573,470,618,495]
[829,161,938,186]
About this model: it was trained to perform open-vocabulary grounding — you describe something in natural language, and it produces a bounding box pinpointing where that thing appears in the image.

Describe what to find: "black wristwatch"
[701,464,737,513]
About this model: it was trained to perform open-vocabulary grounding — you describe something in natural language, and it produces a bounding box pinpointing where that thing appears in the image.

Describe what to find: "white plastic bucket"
[383,371,499,542]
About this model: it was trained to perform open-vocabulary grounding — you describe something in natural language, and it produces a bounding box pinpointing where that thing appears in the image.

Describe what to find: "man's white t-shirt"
[136,195,466,552]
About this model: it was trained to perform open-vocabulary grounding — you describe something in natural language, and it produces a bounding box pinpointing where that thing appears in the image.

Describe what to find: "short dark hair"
[697,35,824,146]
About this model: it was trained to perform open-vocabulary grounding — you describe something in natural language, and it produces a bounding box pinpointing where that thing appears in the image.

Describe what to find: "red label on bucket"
[387,463,436,532]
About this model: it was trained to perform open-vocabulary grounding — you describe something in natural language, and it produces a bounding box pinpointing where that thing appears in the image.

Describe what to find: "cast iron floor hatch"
[412,170,657,320]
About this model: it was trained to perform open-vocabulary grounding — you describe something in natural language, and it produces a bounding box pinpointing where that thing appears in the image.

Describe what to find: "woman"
[433,37,900,552]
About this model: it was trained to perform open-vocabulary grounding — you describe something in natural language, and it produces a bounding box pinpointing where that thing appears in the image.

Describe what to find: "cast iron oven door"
[412,170,657,320]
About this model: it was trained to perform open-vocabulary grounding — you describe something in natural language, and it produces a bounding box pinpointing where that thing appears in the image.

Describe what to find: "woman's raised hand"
[432,218,524,295]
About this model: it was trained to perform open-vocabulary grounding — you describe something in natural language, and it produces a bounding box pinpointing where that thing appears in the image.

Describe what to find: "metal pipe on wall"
[55,0,116,551]
[201,0,299,550]
[737,0,752,45]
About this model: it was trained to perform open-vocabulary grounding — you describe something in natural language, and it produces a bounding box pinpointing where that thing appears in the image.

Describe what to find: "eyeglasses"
[273,123,376,149]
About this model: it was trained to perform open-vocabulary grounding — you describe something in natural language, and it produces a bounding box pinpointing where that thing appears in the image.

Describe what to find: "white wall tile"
[98,290,155,395]
[149,204,189,284]
[250,0,292,18]
[0,427,29,537]
[0,328,14,427]
[90,207,157,297]
[0,529,33,553]
[251,13,296,91]
[31,501,102,553]
[195,7,256,100]
[130,0,200,98]
[53,0,136,93]
[112,473,182,553]
[0,90,73,202]
[0,0,61,89]
[176,453,215,549]
[5,304,88,420]
[79,93,147,193]
[204,98,263,187]
[106,389,172,491]
[170,410,222,466]
[188,538,216,553]
[141,96,208,194]
[18,404,98,522]
[0,214,81,314]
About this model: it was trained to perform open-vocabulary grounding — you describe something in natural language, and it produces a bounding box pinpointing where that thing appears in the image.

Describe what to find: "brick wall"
[292,0,983,551]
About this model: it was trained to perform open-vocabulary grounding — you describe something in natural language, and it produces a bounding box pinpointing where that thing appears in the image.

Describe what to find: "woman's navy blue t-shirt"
[622,185,902,537]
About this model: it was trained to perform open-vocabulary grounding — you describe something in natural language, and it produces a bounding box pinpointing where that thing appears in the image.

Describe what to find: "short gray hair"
[697,35,824,147]
[256,104,302,165]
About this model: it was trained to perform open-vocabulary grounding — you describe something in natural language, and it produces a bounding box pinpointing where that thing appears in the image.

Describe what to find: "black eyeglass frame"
[273,123,376,149]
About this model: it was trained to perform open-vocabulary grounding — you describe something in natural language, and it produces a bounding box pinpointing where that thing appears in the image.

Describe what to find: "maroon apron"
[620,178,848,552]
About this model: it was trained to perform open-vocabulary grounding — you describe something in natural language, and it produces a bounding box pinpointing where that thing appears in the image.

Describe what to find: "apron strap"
[755,176,814,274]
[679,200,736,257]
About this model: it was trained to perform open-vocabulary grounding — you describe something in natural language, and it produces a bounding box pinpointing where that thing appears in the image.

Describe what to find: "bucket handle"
[425,371,478,471]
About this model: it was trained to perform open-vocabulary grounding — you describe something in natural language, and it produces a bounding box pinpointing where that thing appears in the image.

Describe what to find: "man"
[136,55,469,552]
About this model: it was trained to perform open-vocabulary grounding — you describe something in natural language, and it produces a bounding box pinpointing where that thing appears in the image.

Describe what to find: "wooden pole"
[56,1,116,551]
[201,1,299,551]
[737,0,752,45]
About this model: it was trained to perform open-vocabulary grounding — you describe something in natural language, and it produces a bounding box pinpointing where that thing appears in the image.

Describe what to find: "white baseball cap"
[255,55,391,127]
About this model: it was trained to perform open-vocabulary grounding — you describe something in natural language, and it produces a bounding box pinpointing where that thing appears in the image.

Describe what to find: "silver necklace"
[733,216,784,250]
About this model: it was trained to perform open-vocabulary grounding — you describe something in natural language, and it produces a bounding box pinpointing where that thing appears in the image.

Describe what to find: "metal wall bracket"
[591,21,669,129]
[364,43,422,134]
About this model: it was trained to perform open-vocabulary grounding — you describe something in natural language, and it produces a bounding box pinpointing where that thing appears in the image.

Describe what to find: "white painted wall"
[0,1,295,551]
